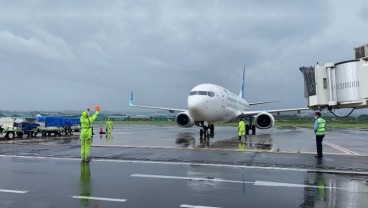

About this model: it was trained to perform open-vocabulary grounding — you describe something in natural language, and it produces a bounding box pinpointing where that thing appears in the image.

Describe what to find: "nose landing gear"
[199,122,215,142]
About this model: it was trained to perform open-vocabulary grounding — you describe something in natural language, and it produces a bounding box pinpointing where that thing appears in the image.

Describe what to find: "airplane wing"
[248,100,280,106]
[129,92,186,113]
[238,107,310,117]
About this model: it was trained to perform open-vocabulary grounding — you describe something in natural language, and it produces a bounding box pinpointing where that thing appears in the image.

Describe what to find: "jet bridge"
[300,44,368,112]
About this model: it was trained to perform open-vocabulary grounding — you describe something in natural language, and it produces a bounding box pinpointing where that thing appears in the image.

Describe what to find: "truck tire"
[6,132,15,140]
[17,132,24,138]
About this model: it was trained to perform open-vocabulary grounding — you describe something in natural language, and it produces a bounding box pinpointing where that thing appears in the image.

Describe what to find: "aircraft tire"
[252,125,256,135]
[245,125,250,135]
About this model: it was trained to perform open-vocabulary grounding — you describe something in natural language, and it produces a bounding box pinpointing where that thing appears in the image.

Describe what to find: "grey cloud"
[0,0,367,113]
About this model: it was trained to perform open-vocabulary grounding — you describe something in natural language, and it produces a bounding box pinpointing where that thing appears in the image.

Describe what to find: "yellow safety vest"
[316,118,326,136]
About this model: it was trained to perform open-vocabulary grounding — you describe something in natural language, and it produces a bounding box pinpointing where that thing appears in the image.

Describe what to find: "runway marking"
[180,204,221,208]
[130,174,254,184]
[0,189,28,194]
[254,181,348,190]
[1,154,368,175]
[323,141,359,155]
[130,174,349,190]
[71,196,127,202]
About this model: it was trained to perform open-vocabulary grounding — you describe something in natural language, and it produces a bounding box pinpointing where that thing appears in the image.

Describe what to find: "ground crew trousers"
[316,135,324,157]
[238,130,245,136]
[107,127,112,134]
[80,138,92,160]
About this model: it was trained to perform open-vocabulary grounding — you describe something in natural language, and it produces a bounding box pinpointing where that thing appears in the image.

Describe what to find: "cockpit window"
[189,91,215,97]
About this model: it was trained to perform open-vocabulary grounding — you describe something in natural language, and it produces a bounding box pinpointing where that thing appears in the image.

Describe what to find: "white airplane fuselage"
[187,83,250,123]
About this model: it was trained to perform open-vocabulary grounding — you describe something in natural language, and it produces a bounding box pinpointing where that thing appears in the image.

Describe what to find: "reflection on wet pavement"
[300,172,368,208]
[8,124,368,155]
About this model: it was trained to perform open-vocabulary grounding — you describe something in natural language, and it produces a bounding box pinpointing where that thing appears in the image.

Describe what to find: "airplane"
[129,67,309,137]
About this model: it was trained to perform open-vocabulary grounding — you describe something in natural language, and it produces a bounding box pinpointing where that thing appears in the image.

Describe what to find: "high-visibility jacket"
[238,121,245,132]
[80,110,99,139]
[106,120,113,129]
[315,117,326,136]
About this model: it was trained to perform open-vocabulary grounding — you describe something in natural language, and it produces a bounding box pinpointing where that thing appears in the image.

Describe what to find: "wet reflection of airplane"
[129,67,308,137]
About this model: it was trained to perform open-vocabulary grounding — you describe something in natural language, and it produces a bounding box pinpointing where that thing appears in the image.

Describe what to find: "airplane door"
[221,94,226,108]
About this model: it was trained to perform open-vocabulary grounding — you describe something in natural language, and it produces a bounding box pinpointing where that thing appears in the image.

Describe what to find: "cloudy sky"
[0,0,367,113]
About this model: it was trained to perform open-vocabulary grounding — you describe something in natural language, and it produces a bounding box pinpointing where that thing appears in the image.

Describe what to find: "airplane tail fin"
[239,65,245,99]
[129,92,134,106]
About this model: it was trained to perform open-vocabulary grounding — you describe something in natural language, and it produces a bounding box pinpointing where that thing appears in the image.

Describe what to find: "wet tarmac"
[0,155,367,208]
[17,124,367,156]
[92,125,368,156]
[0,124,368,207]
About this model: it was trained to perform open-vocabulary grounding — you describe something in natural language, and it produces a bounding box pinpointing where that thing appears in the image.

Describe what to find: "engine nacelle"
[255,112,275,129]
[176,111,195,128]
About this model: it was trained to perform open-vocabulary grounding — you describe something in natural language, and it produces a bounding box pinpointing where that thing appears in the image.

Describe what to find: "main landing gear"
[245,117,256,135]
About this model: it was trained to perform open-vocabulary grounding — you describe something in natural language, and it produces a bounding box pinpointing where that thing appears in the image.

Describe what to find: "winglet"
[239,65,245,99]
[129,92,134,106]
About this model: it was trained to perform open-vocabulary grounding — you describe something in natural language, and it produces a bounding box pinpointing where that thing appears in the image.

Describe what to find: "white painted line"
[324,142,351,155]
[324,141,359,155]
[72,196,126,202]
[130,174,350,190]
[254,181,348,190]
[130,174,254,184]
[0,189,28,194]
[180,204,221,208]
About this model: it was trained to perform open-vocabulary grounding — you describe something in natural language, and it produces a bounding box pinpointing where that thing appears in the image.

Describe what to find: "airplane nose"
[188,97,206,120]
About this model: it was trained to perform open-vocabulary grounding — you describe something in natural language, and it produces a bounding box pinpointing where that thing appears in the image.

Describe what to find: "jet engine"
[255,112,275,129]
[176,111,195,128]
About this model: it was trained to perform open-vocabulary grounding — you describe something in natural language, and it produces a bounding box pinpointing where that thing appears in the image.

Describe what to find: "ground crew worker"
[238,118,245,141]
[106,118,113,134]
[314,112,326,158]
[80,106,100,162]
